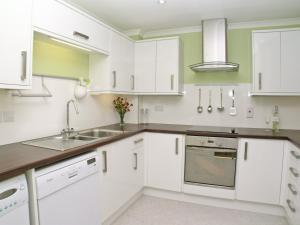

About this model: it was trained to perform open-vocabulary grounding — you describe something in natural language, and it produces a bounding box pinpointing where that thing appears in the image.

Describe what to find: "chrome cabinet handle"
[290,167,299,177]
[286,199,296,213]
[112,71,117,88]
[73,31,89,40]
[134,138,144,144]
[244,142,248,161]
[291,150,300,159]
[102,151,107,173]
[171,74,174,90]
[258,72,262,90]
[288,183,298,195]
[133,153,138,170]
[175,137,179,155]
[21,51,27,81]
[131,75,135,90]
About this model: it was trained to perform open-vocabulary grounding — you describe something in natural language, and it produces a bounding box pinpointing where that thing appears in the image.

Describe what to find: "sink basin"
[68,135,98,141]
[79,129,127,138]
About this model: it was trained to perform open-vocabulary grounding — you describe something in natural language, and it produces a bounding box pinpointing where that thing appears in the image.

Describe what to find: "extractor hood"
[190,19,239,72]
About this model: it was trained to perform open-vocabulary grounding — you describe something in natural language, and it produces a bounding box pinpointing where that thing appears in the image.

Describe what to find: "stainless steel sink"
[79,129,126,138]
[23,128,129,151]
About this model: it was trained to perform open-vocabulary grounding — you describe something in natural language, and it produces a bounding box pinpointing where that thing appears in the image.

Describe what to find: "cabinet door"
[156,39,179,93]
[236,139,284,205]
[252,32,281,93]
[0,0,32,89]
[33,0,110,53]
[110,32,134,92]
[145,133,184,192]
[281,30,300,93]
[134,41,156,93]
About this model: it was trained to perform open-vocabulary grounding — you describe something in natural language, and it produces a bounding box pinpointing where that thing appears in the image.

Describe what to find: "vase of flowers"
[113,97,133,126]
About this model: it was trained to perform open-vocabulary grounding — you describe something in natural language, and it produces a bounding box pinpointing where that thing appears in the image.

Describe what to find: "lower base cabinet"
[97,134,144,222]
[236,139,284,205]
[145,133,184,192]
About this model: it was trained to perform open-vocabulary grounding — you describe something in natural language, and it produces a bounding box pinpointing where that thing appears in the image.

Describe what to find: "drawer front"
[33,0,109,53]
[285,190,300,225]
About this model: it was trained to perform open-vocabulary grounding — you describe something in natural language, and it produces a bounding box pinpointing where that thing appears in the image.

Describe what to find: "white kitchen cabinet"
[281,30,300,93]
[134,41,157,93]
[134,37,183,95]
[281,143,300,225]
[145,133,184,192]
[98,134,144,222]
[156,39,181,93]
[252,28,300,95]
[110,31,134,92]
[33,0,110,54]
[236,139,284,205]
[0,0,33,89]
[252,32,281,93]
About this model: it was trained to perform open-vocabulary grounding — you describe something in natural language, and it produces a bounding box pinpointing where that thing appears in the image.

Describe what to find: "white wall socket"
[2,111,15,123]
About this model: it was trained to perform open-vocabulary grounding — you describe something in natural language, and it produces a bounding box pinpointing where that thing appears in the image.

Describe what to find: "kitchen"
[0,0,300,225]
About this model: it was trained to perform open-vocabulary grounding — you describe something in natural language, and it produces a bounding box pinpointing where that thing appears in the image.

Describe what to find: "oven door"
[185,146,237,188]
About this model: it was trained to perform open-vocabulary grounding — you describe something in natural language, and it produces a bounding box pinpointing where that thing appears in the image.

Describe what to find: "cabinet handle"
[288,183,298,196]
[131,75,135,90]
[286,199,296,213]
[290,167,299,177]
[73,31,89,40]
[133,153,138,170]
[171,74,174,90]
[134,138,144,144]
[258,72,262,90]
[175,137,179,155]
[21,51,27,81]
[112,71,117,88]
[291,150,300,159]
[244,142,248,161]
[102,151,107,173]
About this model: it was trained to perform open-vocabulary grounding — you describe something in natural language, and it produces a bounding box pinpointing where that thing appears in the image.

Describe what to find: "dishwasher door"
[36,152,101,225]
[185,146,237,188]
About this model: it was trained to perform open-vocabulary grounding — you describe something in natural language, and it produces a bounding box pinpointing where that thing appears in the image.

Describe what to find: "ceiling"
[66,0,300,32]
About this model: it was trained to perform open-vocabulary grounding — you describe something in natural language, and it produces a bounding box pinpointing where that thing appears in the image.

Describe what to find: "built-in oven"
[185,135,238,188]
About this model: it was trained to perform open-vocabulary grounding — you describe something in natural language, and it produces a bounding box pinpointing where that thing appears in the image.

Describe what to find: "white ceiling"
[65,0,300,32]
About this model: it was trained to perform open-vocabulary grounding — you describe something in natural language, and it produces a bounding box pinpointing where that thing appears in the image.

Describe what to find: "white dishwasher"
[0,175,30,225]
[36,151,102,225]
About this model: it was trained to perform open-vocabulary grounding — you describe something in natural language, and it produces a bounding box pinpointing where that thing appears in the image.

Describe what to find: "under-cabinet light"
[50,37,92,52]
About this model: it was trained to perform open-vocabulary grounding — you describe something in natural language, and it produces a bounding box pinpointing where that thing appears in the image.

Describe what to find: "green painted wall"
[141,24,300,84]
[33,38,89,79]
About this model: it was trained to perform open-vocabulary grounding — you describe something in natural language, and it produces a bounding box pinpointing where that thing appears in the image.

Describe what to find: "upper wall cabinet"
[0,0,33,89]
[110,31,134,92]
[89,31,135,93]
[33,0,110,54]
[252,28,300,96]
[134,37,184,95]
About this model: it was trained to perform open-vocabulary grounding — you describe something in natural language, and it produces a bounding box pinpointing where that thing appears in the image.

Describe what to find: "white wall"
[140,84,300,130]
[0,76,138,145]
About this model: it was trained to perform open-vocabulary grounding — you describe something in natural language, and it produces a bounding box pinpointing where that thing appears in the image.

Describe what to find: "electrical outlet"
[247,107,254,118]
[2,111,15,123]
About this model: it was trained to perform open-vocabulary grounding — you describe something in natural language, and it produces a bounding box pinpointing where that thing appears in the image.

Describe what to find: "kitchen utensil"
[229,89,237,116]
[217,88,224,112]
[197,88,203,113]
[207,90,213,113]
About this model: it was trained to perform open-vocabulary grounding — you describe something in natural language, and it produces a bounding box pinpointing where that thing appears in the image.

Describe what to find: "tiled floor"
[112,196,288,225]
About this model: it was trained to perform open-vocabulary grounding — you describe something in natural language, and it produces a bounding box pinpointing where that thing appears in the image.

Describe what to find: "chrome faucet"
[61,99,79,138]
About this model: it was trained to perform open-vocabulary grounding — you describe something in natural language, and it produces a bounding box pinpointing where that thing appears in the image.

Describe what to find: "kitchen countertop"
[1,123,300,182]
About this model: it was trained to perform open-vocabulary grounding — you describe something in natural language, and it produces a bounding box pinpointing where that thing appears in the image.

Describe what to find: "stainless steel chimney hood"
[190,19,239,72]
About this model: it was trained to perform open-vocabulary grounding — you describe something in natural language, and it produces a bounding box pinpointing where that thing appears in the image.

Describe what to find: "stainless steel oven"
[185,135,238,188]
